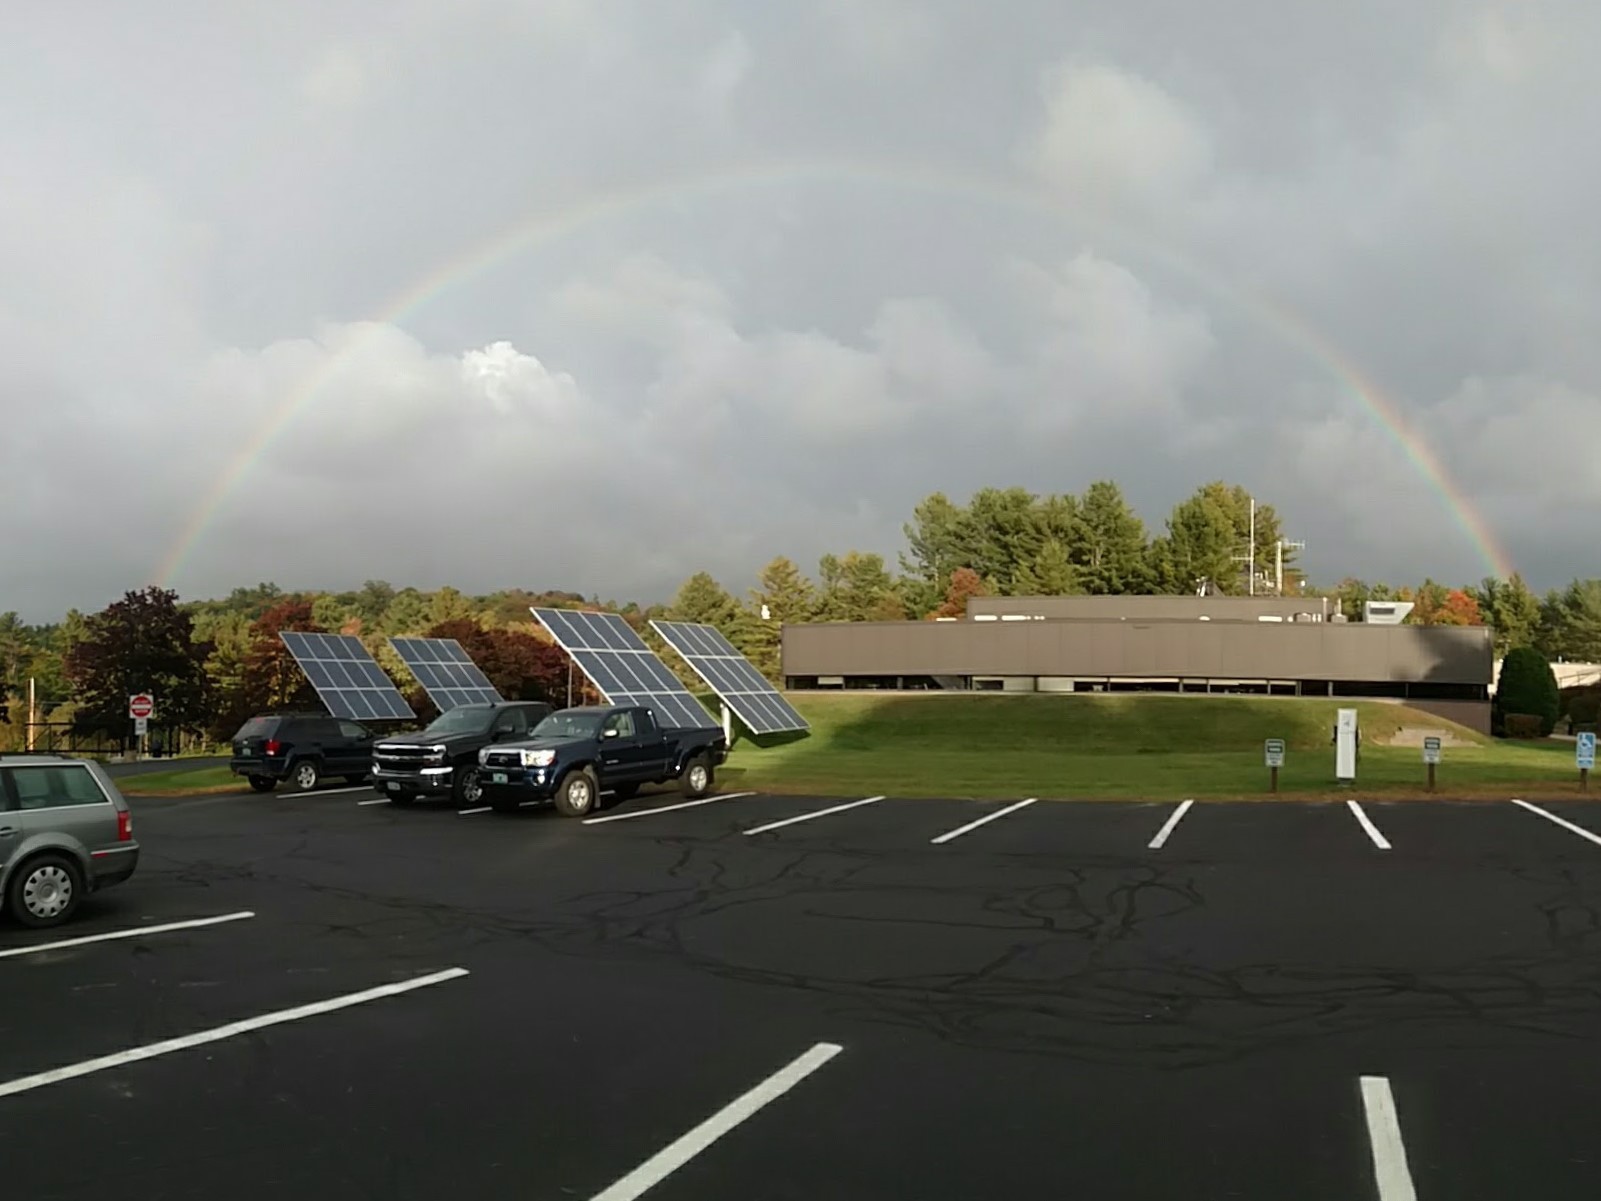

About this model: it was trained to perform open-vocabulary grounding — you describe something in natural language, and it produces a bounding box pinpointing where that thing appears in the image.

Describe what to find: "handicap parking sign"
[1580,732,1597,771]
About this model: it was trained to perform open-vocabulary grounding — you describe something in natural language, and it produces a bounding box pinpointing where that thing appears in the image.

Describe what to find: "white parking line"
[301,786,373,798]
[1510,798,1601,846]
[0,967,469,1100]
[743,796,886,836]
[356,797,391,806]
[583,792,758,825]
[458,806,492,816]
[1147,799,1195,850]
[1359,1075,1418,1201]
[0,911,256,961]
[1347,800,1393,850]
[587,1041,843,1201]
[930,798,1038,845]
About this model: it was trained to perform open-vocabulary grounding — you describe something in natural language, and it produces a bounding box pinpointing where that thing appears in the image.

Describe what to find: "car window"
[337,721,369,741]
[234,716,279,740]
[5,765,111,811]
[303,718,339,741]
[606,711,636,738]
[493,709,528,736]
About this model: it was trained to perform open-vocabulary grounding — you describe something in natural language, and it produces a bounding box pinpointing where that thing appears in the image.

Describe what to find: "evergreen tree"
[1074,481,1150,594]
[669,572,740,629]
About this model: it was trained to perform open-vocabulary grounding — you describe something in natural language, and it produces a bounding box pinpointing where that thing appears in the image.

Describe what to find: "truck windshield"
[423,707,495,735]
[531,710,605,738]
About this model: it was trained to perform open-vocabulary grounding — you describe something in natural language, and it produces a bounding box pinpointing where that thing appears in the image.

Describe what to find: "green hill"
[718,692,1580,800]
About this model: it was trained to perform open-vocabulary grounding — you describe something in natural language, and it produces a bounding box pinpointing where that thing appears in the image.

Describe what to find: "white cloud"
[1008,251,1216,434]
[297,45,377,109]
[694,29,754,128]
[5,0,1601,615]
[1022,61,1214,215]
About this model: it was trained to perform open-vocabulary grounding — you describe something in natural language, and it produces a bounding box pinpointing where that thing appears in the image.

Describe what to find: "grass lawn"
[716,692,1589,801]
[120,766,253,796]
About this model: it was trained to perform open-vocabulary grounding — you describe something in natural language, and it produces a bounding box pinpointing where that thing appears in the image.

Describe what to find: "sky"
[2,0,1597,620]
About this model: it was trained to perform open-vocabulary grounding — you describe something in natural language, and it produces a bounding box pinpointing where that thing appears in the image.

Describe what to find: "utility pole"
[27,677,35,752]
[1276,538,1306,595]
[1232,495,1259,595]
[1248,498,1256,596]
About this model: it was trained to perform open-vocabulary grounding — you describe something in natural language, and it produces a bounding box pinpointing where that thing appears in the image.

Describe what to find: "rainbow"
[155,156,1516,585]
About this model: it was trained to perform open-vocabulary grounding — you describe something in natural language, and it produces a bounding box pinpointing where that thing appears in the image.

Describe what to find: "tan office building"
[781,595,1495,732]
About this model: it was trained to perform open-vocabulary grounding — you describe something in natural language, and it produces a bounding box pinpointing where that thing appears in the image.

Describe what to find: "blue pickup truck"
[477,704,728,816]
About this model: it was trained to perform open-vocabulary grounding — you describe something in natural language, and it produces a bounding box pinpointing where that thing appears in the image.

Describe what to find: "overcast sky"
[3,0,1597,620]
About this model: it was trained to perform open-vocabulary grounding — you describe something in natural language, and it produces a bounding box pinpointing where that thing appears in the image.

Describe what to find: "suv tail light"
[117,810,133,842]
[264,739,283,756]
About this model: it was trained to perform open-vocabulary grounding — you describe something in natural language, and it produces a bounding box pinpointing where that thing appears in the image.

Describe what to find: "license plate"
[387,782,401,792]
[492,772,508,784]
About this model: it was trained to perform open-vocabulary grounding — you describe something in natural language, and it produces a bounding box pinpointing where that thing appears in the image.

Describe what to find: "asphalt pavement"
[5,784,1601,1198]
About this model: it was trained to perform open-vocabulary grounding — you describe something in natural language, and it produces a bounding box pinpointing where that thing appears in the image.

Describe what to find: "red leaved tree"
[209,599,326,738]
[425,619,570,706]
[929,568,987,619]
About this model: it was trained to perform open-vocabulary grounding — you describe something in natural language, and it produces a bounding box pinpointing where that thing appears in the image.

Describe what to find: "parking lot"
[7,783,1601,1199]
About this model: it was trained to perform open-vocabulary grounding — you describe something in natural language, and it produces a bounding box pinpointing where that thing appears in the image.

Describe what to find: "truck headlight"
[521,749,556,768]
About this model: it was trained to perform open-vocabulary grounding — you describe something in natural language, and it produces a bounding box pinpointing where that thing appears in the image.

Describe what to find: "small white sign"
[1423,736,1442,765]
[1580,732,1597,771]
[133,716,149,737]
[1264,738,1285,768]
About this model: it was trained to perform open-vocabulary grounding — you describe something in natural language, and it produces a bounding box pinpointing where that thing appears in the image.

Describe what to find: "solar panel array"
[651,620,811,735]
[389,637,503,711]
[279,632,415,721]
[530,608,717,730]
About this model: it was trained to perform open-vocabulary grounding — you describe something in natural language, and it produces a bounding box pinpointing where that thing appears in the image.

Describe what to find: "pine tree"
[669,572,740,629]
[1075,481,1150,594]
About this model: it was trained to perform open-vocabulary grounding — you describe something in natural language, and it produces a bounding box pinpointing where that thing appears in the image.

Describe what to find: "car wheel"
[453,767,484,807]
[554,768,599,817]
[291,760,321,791]
[680,754,713,798]
[7,854,84,929]
[247,776,276,793]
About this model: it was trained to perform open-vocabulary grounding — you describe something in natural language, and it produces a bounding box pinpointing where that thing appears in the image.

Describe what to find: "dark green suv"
[229,712,377,792]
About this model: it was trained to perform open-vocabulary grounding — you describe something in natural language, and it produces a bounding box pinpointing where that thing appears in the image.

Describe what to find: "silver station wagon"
[0,755,140,928]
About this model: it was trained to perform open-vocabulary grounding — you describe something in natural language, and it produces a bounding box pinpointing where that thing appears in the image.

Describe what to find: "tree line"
[1,479,1597,749]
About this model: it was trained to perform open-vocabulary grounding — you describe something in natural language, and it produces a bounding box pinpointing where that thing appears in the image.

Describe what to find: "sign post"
[1265,738,1285,793]
[128,693,155,759]
[1422,736,1441,793]
[1335,708,1359,783]
[1579,732,1596,793]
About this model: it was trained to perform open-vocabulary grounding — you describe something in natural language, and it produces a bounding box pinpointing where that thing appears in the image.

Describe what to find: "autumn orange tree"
[930,568,988,619]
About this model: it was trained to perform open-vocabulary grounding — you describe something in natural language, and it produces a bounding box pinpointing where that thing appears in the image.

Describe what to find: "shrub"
[1569,691,1600,729]
[1504,713,1545,739]
[1497,647,1561,736]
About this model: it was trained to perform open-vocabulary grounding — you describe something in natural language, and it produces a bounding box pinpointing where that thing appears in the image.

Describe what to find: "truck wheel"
[247,776,276,793]
[452,767,484,807]
[291,759,321,791]
[681,754,713,798]
[554,768,599,817]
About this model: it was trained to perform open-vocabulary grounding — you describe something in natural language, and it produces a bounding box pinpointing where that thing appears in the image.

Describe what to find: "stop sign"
[128,694,154,720]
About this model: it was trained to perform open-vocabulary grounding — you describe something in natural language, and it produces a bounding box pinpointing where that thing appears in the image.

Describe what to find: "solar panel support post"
[720,702,733,747]
[567,658,574,709]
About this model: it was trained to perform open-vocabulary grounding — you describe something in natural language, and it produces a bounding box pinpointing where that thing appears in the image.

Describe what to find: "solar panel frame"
[279,632,415,722]
[529,608,718,731]
[649,620,810,736]
[388,637,504,711]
